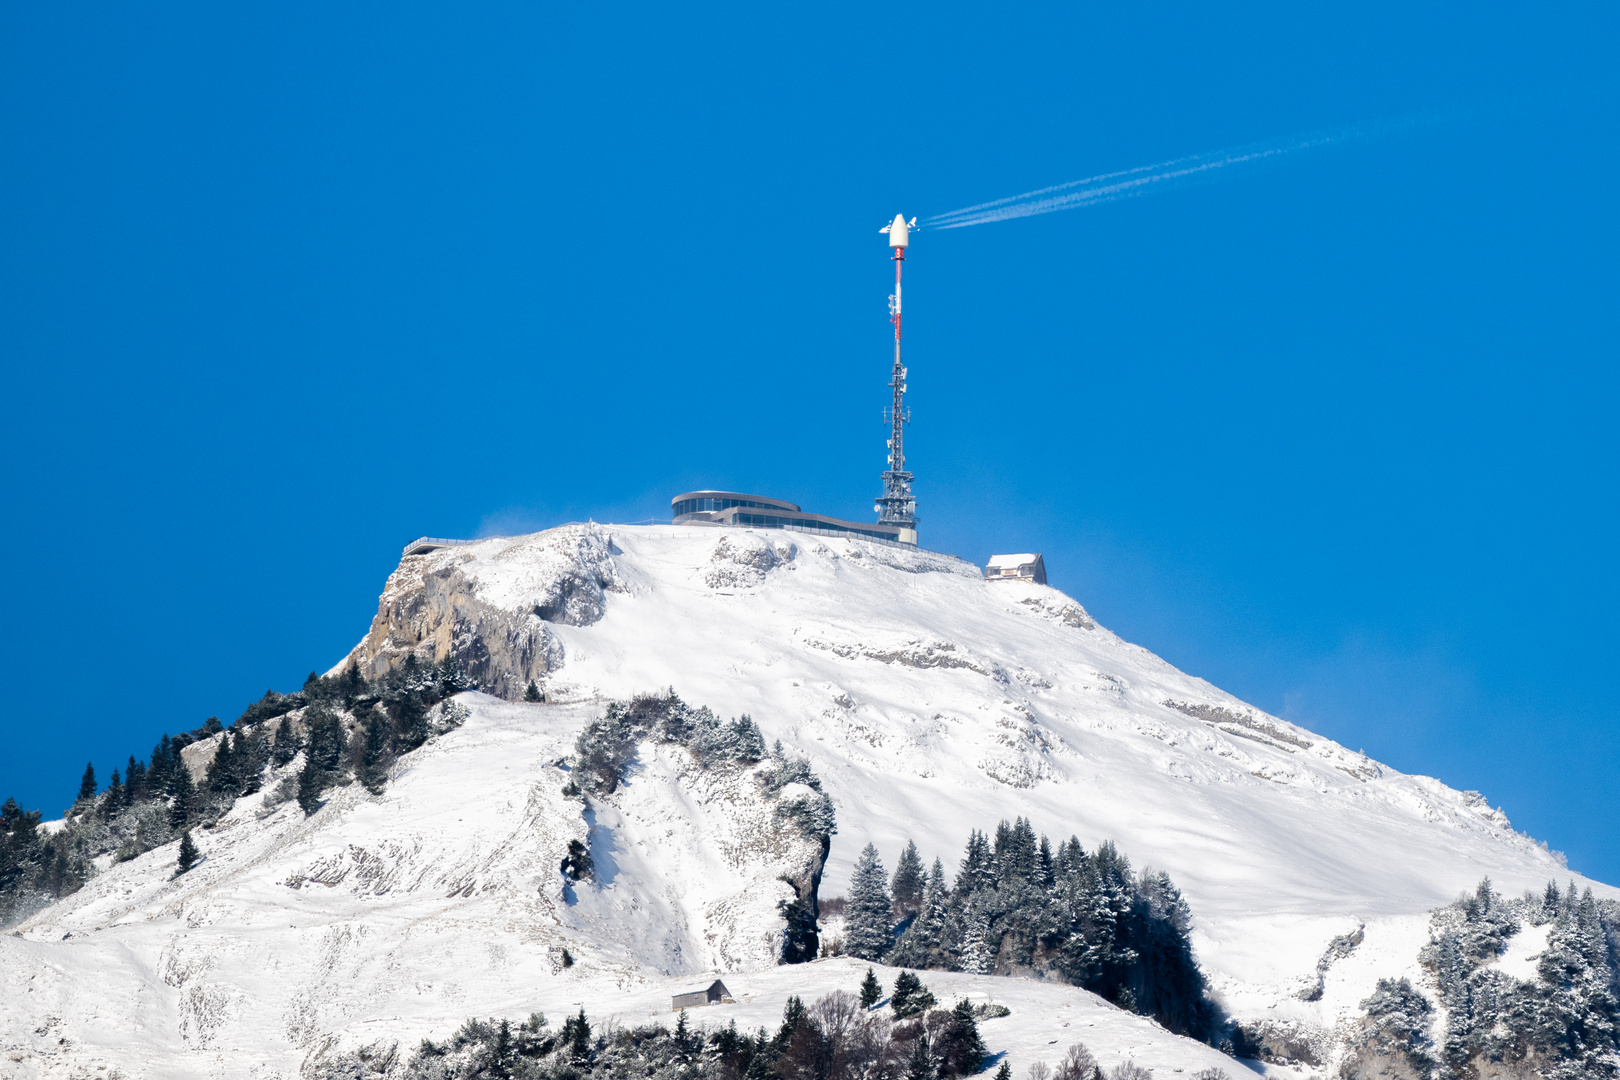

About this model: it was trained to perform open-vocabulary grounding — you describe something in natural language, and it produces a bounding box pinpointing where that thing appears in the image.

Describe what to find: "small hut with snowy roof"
[672,980,734,1010]
[983,553,1047,585]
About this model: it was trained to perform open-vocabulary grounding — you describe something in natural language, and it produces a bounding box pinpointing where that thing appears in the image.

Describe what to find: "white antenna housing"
[881,213,911,248]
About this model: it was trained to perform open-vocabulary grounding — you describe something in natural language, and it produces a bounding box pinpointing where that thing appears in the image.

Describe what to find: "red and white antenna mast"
[875,213,918,543]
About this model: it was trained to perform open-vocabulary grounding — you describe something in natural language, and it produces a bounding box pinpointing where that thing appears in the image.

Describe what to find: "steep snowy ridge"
[2,522,1611,1079]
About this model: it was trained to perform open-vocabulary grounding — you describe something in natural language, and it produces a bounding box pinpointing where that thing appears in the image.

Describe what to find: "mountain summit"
[342,524,1565,907]
[2,523,1610,1078]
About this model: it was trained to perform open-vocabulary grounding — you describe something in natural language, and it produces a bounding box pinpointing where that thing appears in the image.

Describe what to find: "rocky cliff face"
[340,525,624,698]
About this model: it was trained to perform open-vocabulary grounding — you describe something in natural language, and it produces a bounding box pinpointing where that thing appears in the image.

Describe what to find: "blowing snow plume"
[925,116,1438,230]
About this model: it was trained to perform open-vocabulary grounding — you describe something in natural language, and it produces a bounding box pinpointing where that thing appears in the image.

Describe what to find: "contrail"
[924,116,1438,230]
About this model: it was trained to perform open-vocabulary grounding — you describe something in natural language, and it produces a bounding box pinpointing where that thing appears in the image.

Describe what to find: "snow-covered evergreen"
[873,821,1215,1039]
[892,840,926,916]
[846,843,895,961]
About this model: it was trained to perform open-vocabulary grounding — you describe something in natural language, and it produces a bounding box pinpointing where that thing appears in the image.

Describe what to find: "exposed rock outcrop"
[704,532,793,589]
[337,525,623,699]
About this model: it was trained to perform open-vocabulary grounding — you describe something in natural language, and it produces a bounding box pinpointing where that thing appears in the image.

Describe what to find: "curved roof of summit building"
[671,491,802,515]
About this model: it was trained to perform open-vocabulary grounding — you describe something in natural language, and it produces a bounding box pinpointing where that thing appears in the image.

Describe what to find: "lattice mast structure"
[875,214,918,541]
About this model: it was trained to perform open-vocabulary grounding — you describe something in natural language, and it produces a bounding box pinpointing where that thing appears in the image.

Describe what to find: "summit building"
[671,491,914,545]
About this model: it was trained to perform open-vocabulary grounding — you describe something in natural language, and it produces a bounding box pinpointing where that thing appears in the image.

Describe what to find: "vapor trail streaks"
[924,117,1433,230]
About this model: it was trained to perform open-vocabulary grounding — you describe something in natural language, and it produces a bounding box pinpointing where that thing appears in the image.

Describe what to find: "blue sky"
[2,4,1615,882]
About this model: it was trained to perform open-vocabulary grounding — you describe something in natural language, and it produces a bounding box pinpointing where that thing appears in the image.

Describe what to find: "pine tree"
[0,798,42,895]
[103,769,123,817]
[296,760,322,816]
[359,714,391,794]
[168,767,195,829]
[674,1009,695,1059]
[714,1020,755,1078]
[1128,870,1212,1038]
[992,820,1016,880]
[1014,818,1038,880]
[206,731,238,793]
[175,830,200,875]
[846,843,895,961]
[437,654,471,694]
[955,830,994,897]
[893,840,926,916]
[746,1037,776,1080]
[891,971,936,1019]
[42,843,79,897]
[1077,840,1138,1001]
[341,660,365,702]
[775,995,806,1051]
[860,967,883,1009]
[1349,978,1435,1079]
[936,999,987,1077]
[490,1018,515,1080]
[124,756,145,805]
[561,1007,593,1062]
[271,716,299,767]
[958,905,994,975]
[993,1063,1012,1080]
[889,857,949,967]
[779,891,820,965]
[906,1033,933,1080]
[76,762,97,804]
[150,736,175,796]
[391,694,431,751]
[236,726,265,794]
[525,679,543,702]
[304,703,347,773]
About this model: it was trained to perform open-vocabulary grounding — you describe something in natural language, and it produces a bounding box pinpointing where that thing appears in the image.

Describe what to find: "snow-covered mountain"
[3,523,1611,1078]
[345,524,1593,910]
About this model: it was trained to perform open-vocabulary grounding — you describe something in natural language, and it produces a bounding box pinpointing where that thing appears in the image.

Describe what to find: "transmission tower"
[875,214,918,542]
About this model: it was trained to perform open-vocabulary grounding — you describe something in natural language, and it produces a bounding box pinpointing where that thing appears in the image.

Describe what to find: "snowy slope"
[370,531,1607,932]
[2,696,823,1077]
[2,521,1610,1078]
[341,525,1611,1026]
